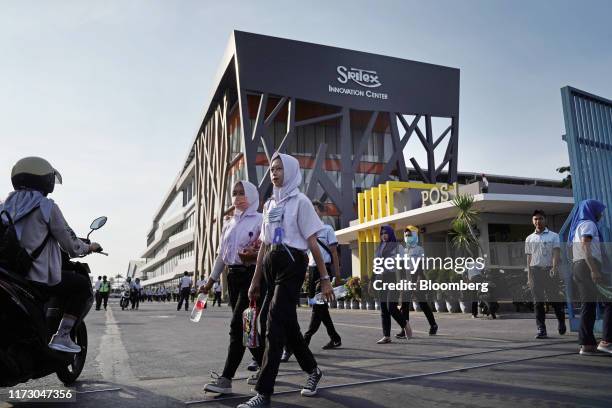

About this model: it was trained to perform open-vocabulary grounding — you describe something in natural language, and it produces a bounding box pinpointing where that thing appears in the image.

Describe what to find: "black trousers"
[399,271,436,327]
[256,248,317,396]
[303,265,341,344]
[221,265,264,379]
[213,291,222,307]
[573,260,612,345]
[530,266,565,330]
[100,292,109,309]
[94,291,101,310]
[33,270,93,317]
[130,291,140,309]
[378,272,406,337]
[177,288,190,310]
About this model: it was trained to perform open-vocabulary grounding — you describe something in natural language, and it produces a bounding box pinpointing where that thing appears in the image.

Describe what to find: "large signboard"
[234,31,460,117]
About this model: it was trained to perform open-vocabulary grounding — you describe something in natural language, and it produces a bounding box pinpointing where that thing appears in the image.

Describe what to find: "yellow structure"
[356,181,455,279]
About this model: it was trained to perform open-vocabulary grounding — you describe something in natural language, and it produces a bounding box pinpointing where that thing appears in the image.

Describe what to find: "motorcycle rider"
[0,157,101,353]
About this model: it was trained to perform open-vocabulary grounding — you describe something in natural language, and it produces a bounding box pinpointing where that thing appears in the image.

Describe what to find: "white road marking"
[95,307,137,382]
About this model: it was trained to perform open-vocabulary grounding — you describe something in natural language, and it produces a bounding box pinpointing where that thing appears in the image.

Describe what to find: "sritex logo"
[337,66,381,88]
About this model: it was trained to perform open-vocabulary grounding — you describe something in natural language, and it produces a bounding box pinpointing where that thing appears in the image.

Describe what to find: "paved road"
[2,300,611,408]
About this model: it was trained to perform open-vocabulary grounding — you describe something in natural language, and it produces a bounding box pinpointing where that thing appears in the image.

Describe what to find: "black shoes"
[429,324,438,336]
[247,360,259,372]
[237,393,270,408]
[322,339,342,349]
[558,321,567,335]
[301,367,322,397]
[535,328,548,339]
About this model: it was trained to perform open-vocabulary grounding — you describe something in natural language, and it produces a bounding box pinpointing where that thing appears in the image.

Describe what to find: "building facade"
[189,31,460,277]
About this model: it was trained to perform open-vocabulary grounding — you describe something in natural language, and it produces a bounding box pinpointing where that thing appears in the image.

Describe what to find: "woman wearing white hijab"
[201,180,265,394]
[238,153,334,408]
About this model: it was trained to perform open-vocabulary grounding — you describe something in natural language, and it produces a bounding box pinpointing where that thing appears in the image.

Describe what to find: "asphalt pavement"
[1,299,611,408]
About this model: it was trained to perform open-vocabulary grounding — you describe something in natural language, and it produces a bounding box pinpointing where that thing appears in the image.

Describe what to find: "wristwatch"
[319,275,331,281]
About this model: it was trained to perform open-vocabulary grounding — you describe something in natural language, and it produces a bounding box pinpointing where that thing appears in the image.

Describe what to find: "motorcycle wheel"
[56,322,88,386]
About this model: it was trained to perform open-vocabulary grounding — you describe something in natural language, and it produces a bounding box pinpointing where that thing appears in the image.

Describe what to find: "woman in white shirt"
[239,153,333,408]
[569,199,611,355]
[201,180,264,394]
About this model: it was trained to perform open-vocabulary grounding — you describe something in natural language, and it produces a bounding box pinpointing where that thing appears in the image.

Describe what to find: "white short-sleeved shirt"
[179,276,192,289]
[525,228,560,267]
[213,281,222,292]
[259,193,324,251]
[308,224,337,266]
[573,220,602,263]
[94,280,102,291]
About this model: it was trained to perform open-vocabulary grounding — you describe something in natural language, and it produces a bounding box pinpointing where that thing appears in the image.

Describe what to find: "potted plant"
[346,277,361,310]
[449,194,483,314]
[360,277,371,310]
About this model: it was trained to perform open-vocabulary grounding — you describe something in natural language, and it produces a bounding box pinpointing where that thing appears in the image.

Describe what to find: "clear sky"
[1,0,611,277]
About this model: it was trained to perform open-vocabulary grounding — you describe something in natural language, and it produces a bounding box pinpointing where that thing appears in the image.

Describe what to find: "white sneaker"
[597,342,612,355]
[48,334,81,353]
[246,370,260,385]
[203,373,232,394]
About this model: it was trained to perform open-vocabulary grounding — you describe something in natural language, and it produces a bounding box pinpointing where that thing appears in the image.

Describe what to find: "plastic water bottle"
[311,285,348,305]
[190,294,208,322]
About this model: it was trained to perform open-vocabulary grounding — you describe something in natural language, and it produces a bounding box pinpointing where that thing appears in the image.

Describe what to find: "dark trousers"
[213,291,222,307]
[573,260,612,345]
[530,266,565,331]
[130,291,140,309]
[100,292,109,310]
[256,248,317,396]
[378,272,406,337]
[95,291,102,310]
[400,301,436,327]
[33,270,93,317]
[303,265,341,344]
[177,288,190,310]
[221,265,264,379]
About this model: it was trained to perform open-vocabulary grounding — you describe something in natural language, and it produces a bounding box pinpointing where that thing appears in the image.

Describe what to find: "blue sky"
[1,0,611,276]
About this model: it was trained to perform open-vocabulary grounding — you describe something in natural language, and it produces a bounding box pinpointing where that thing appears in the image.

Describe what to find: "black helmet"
[11,157,62,195]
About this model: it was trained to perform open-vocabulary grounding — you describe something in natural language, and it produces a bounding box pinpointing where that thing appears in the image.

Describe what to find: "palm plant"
[450,194,481,257]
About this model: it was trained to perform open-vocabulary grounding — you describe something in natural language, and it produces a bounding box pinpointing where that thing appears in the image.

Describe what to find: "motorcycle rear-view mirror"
[90,216,108,231]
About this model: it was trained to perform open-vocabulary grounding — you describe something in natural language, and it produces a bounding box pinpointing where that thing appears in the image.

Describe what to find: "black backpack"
[0,210,50,275]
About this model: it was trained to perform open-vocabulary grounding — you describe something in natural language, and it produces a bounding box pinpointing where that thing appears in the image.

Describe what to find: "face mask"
[233,195,249,212]
[404,234,418,246]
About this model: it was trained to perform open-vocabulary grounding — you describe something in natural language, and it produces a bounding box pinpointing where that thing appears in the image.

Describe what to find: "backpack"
[0,210,50,275]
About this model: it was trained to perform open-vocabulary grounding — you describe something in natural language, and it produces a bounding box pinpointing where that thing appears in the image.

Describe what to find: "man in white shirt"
[213,281,222,307]
[525,210,565,339]
[177,271,193,311]
[94,276,102,310]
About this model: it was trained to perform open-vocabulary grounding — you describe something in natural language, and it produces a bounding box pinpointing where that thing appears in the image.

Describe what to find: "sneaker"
[395,331,406,339]
[597,342,612,355]
[300,367,322,397]
[579,346,601,356]
[48,333,81,353]
[246,371,260,385]
[558,321,567,336]
[322,339,342,349]
[237,393,270,408]
[203,372,232,394]
[247,360,259,372]
[535,329,548,339]
[377,336,392,344]
[280,349,292,362]
[429,324,439,336]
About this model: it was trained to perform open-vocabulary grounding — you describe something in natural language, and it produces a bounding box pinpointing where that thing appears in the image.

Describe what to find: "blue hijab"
[376,225,399,258]
[568,199,606,243]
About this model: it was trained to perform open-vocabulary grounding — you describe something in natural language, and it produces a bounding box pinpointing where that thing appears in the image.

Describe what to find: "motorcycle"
[0,216,108,387]
[120,289,130,310]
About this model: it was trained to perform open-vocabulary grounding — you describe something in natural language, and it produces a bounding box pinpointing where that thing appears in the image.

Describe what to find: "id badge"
[273,226,284,244]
